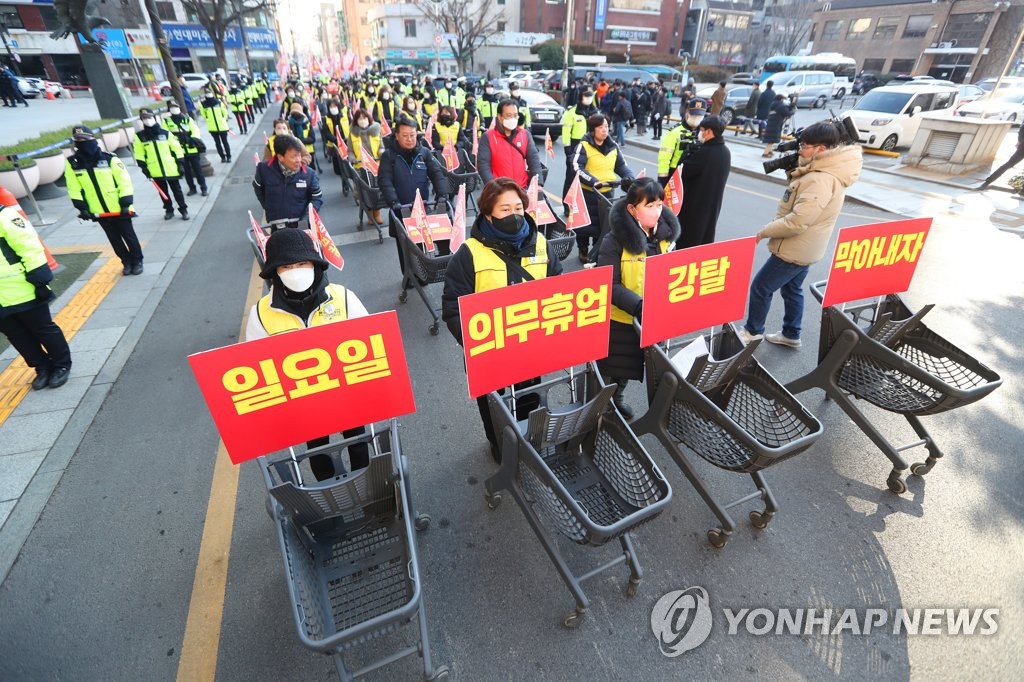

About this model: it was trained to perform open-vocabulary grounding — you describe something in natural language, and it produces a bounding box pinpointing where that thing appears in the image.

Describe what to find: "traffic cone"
[45,88,55,100]
[274,87,281,102]
[0,186,62,272]
[150,84,162,102]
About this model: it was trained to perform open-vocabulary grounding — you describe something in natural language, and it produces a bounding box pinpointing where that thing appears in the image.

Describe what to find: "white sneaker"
[764,332,801,348]
[736,327,763,345]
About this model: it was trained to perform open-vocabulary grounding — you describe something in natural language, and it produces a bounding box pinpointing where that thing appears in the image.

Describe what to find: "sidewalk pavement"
[0,111,266,580]
[0,93,158,147]
[624,125,1024,235]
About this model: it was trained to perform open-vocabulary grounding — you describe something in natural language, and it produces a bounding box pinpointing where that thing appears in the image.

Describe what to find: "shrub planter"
[34,151,66,186]
[0,161,40,199]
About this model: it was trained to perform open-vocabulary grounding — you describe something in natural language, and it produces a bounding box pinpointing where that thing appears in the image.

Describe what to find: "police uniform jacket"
[0,206,53,315]
[64,150,134,216]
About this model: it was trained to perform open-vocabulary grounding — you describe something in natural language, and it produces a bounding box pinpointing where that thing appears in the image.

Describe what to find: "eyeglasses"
[799,142,823,150]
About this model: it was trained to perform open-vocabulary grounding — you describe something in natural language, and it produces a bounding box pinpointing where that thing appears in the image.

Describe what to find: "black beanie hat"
[259,228,328,279]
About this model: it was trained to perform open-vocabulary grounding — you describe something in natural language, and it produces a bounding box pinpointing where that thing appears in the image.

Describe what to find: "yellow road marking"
[0,256,122,426]
[176,259,262,682]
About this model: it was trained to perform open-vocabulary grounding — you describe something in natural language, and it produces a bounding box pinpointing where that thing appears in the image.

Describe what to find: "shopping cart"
[786,282,1002,494]
[484,363,672,628]
[246,217,304,268]
[633,323,823,548]
[530,193,575,262]
[260,420,449,681]
[393,201,455,336]
[433,148,483,217]
[350,167,388,244]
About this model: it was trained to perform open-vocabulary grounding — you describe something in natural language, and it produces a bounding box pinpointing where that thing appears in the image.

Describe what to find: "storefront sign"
[124,28,159,59]
[82,29,131,60]
[606,28,657,43]
[163,23,278,51]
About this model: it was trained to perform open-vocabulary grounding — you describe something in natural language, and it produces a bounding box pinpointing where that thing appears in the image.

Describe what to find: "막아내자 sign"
[640,237,757,347]
[188,311,415,464]
[459,267,613,398]
[822,218,932,308]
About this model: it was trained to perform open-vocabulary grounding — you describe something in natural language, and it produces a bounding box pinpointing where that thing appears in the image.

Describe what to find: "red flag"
[564,174,591,231]
[637,168,647,178]
[665,165,684,215]
[380,115,392,137]
[151,179,169,202]
[360,144,379,176]
[527,174,540,211]
[526,175,556,226]
[309,106,320,129]
[412,188,435,253]
[424,111,437,149]
[341,90,350,109]
[263,131,269,147]
[471,117,479,160]
[442,135,458,171]
[248,211,268,260]
[544,128,554,160]
[309,205,344,271]
[451,184,467,252]
[253,152,261,166]
[334,125,349,159]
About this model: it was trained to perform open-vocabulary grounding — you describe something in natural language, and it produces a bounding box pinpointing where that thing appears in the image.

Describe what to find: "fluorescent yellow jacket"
[132,127,184,178]
[610,240,672,324]
[257,284,348,334]
[0,206,48,309]
[64,152,134,215]
[465,235,549,292]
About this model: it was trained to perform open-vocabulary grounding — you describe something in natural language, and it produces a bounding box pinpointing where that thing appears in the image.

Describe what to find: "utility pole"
[562,0,575,92]
[143,0,185,108]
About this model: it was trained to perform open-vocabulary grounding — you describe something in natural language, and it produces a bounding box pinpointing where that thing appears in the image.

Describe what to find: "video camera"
[762,114,859,176]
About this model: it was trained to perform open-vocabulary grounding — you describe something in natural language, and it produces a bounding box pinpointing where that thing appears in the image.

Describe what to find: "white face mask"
[485,87,493,94]
[278,266,315,292]
[502,117,517,131]
[329,107,339,115]
[686,115,704,128]
[582,96,593,105]
[142,118,157,127]
[169,107,181,115]
[382,93,390,100]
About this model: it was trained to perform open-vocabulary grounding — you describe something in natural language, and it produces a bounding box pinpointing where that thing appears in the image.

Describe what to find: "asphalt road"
[0,121,1021,681]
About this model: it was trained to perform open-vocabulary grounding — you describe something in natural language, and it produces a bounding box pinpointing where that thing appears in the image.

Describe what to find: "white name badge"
[296,181,307,187]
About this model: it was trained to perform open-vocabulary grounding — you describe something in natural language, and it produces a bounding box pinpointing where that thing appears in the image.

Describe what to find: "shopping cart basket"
[246,218,304,269]
[260,420,449,681]
[350,167,388,244]
[633,323,823,548]
[786,282,1002,494]
[532,193,575,262]
[393,202,454,335]
[433,148,483,217]
[484,363,672,628]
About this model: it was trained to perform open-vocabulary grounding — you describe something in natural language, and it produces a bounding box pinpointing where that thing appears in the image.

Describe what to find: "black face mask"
[439,115,452,125]
[466,101,476,109]
[492,214,521,235]
[75,139,101,158]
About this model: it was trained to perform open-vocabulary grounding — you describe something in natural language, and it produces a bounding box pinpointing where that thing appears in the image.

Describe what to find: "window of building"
[873,17,899,41]
[846,18,871,40]
[0,4,24,29]
[902,15,932,39]
[404,19,416,38]
[498,0,505,4]
[861,58,885,72]
[498,21,506,32]
[889,58,915,74]
[941,12,991,48]
[822,20,843,41]
[155,1,176,22]
[38,5,60,32]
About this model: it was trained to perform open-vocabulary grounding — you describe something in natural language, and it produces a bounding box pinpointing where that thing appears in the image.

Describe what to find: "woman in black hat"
[245,228,370,480]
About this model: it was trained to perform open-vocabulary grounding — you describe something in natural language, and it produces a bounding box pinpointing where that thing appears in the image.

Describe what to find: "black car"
[852,73,881,96]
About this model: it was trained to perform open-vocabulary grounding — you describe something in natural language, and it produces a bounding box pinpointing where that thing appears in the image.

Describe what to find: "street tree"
[411,0,506,73]
[178,0,269,78]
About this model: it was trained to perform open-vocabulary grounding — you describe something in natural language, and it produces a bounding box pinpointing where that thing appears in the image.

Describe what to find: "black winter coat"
[756,87,776,120]
[377,136,447,237]
[596,199,681,380]
[441,213,562,344]
[677,134,731,249]
[763,98,793,144]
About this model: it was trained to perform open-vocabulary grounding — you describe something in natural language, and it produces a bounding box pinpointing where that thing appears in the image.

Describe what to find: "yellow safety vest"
[464,235,549,293]
[435,121,461,147]
[256,283,349,334]
[610,240,673,324]
[581,140,619,192]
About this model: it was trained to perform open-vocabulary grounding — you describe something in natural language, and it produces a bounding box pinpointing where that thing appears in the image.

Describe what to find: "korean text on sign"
[458,267,613,398]
[640,238,757,347]
[188,311,415,464]
[822,218,932,308]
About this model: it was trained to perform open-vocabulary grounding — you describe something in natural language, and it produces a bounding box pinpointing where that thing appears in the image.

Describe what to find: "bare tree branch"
[411,0,505,71]
[178,0,269,77]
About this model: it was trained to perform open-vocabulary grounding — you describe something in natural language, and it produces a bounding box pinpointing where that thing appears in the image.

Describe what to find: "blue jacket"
[377,136,447,238]
[252,158,323,222]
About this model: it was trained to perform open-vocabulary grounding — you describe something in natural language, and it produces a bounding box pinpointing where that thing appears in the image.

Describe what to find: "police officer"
[164,100,208,197]
[0,206,71,390]
[65,125,143,275]
[228,81,248,133]
[658,97,706,187]
[133,108,189,220]
[478,81,499,128]
[440,178,562,459]
[560,87,599,215]
[199,88,232,162]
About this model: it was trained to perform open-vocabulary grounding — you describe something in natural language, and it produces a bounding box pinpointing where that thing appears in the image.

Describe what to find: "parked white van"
[769,71,836,109]
[842,84,959,151]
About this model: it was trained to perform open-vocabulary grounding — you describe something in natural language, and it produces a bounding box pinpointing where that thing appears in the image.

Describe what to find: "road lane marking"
[0,256,121,426]
[176,259,262,682]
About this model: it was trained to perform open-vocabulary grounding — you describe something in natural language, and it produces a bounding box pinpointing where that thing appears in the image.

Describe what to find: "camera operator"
[737,120,863,349]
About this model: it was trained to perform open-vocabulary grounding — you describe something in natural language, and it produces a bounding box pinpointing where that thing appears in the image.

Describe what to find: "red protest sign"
[309,205,344,270]
[451,184,467,251]
[526,175,556,226]
[640,237,757,347]
[544,128,554,160]
[188,311,415,464]
[334,126,349,158]
[442,135,458,171]
[458,267,613,398]
[564,174,591,230]
[403,212,453,244]
[665,165,683,215]
[360,145,379,176]
[380,115,392,137]
[822,218,932,308]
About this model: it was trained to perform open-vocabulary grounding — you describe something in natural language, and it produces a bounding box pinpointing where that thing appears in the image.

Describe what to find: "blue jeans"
[614,120,626,145]
[744,253,809,340]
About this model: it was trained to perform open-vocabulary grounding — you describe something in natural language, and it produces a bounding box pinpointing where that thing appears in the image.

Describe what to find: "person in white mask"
[245,228,370,480]
[476,100,541,189]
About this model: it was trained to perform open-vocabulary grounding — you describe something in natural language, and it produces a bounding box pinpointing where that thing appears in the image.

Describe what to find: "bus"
[761,53,857,98]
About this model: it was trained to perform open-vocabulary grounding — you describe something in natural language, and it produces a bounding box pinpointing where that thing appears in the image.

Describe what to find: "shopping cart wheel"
[707,528,729,549]
[749,510,774,530]
[562,608,585,629]
[399,291,408,304]
[886,470,908,495]
[429,323,439,336]
[378,235,384,244]
[625,577,641,598]
[485,491,502,510]
[415,513,431,531]
[910,460,934,476]
[425,665,450,681]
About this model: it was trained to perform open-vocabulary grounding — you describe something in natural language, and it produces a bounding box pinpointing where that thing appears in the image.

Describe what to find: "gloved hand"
[592,181,605,190]
[633,301,643,323]
[391,203,403,216]
[78,210,92,221]
[34,283,52,300]
[140,166,151,179]
[620,178,633,192]
[176,160,185,175]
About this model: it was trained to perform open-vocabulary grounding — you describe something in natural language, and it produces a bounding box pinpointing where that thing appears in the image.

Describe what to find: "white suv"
[842,84,958,151]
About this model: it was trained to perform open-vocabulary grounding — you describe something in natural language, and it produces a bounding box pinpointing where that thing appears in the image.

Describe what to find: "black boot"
[612,379,634,421]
